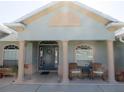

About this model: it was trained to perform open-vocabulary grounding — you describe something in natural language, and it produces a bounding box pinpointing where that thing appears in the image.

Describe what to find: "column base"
[15,77,24,83]
[108,80,118,84]
[14,79,24,84]
[62,79,69,84]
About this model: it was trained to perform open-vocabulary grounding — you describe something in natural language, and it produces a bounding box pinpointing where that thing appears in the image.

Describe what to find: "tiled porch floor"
[0,76,16,88]
[22,72,107,84]
[23,72,59,84]
[0,73,115,85]
[0,76,16,84]
[0,73,122,84]
[70,78,107,84]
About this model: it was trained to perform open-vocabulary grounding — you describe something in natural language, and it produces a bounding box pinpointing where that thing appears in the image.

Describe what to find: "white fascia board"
[0,23,18,40]
[5,23,25,27]
[0,24,12,34]
[0,32,18,41]
[115,28,124,36]
[107,22,124,28]
[5,23,25,30]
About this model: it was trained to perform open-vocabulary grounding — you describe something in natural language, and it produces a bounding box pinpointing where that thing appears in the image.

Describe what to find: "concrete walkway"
[0,83,124,92]
[0,76,124,92]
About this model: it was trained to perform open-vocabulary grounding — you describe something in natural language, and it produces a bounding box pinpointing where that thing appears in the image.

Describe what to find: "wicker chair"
[92,63,104,80]
[0,68,17,77]
[69,63,82,80]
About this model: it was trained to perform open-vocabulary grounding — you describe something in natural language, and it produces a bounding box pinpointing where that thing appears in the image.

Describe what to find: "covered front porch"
[16,40,115,83]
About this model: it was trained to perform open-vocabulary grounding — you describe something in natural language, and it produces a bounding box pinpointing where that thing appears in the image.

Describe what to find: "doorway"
[38,41,59,73]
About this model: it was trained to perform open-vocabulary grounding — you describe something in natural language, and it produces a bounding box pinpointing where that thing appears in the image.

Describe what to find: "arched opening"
[2,45,19,79]
[3,45,19,67]
[75,44,94,66]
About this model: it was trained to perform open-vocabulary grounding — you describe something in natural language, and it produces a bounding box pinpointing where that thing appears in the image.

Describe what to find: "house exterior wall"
[68,41,108,67]
[0,41,121,76]
[18,7,114,40]
[1,40,123,82]
[32,42,38,74]
[29,41,109,74]
[24,42,33,76]
[25,42,33,64]
[114,41,124,72]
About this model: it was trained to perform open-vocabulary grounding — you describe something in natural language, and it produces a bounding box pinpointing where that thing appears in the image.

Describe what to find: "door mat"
[41,72,50,75]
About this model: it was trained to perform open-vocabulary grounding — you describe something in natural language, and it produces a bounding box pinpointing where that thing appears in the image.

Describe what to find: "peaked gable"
[15,1,118,25]
[16,5,115,41]
[6,1,124,41]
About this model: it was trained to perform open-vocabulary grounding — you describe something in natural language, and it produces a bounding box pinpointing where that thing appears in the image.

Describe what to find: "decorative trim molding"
[73,42,95,63]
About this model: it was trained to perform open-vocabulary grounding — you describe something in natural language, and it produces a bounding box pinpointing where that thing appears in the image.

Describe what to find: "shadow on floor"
[23,72,59,84]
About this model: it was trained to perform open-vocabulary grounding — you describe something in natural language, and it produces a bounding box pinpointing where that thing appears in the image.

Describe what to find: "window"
[4,45,19,60]
[75,45,93,66]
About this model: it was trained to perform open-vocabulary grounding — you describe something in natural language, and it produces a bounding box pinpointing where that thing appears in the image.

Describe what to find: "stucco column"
[17,41,25,82]
[107,40,116,82]
[62,41,69,83]
[58,41,63,82]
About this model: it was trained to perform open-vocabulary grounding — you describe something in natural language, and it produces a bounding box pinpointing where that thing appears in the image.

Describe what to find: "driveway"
[0,83,124,92]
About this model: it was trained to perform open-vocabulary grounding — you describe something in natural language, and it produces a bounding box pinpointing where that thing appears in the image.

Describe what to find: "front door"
[39,45,59,72]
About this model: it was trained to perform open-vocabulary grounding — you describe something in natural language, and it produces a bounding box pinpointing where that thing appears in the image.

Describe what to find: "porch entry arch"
[3,45,19,67]
[75,44,94,66]
[38,41,59,72]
